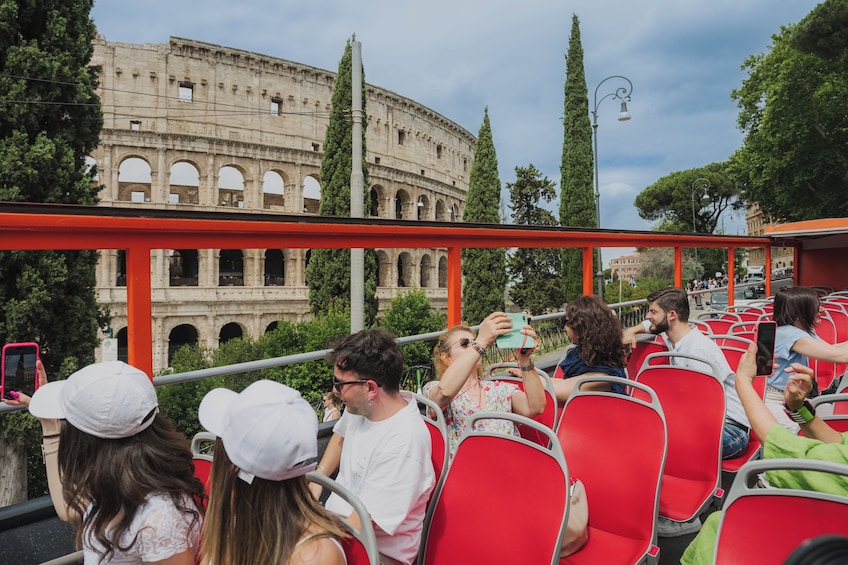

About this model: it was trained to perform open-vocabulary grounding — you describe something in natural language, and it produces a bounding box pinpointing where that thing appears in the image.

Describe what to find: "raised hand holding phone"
[496,313,537,351]
[1,342,41,401]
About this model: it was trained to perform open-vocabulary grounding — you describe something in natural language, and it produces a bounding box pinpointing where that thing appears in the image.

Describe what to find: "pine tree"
[559,14,596,301]
[0,0,106,504]
[461,109,506,325]
[507,165,564,315]
[305,38,378,323]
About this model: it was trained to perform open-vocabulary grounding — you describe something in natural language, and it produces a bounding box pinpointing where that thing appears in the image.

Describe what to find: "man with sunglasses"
[313,329,434,565]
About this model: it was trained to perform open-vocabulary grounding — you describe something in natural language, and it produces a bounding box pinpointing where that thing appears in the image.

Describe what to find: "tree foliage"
[305,38,378,323]
[507,165,564,315]
[378,288,445,371]
[158,311,351,440]
[559,14,595,302]
[634,162,743,233]
[731,1,848,221]
[0,0,105,502]
[461,108,506,325]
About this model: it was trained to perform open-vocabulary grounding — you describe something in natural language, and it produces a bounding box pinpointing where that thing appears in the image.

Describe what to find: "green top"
[681,424,848,565]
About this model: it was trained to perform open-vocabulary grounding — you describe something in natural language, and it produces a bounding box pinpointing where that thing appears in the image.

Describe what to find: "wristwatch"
[784,399,816,424]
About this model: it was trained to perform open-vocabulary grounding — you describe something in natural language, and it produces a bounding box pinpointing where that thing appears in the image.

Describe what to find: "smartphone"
[1,342,40,400]
[755,322,777,376]
[496,313,536,351]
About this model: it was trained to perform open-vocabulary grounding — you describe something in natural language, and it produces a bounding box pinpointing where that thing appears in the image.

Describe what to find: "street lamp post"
[592,75,633,298]
[691,177,711,281]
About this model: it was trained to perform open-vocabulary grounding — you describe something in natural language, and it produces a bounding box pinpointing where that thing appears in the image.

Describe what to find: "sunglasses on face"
[447,337,472,350]
[332,378,370,392]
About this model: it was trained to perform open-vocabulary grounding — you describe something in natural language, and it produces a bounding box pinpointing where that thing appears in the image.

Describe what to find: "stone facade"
[89,36,476,371]
[746,203,794,276]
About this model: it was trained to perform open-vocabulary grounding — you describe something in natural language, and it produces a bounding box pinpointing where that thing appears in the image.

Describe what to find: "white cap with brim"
[29,361,159,439]
[199,380,317,484]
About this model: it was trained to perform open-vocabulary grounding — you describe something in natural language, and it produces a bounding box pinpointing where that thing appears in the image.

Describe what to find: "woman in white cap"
[198,380,347,565]
[6,360,204,564]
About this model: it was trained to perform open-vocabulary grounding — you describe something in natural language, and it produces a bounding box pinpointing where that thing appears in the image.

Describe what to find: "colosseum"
[89,35,476,372]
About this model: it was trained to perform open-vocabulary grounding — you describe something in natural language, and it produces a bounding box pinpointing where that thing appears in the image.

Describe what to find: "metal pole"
[350,41,364,331]
[691,177,710,283]
[591,75,633,299]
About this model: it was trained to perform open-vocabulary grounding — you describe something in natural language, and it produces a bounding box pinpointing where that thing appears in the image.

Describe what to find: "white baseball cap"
[198,380,317,483]
[29,361,159,439]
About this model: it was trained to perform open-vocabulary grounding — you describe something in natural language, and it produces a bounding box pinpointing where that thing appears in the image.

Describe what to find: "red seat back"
[556,376,665,564]
[632,353,724,521]
[626,339,666,378]
[483,371,559,445]
[421,413,568,565]
[715,459,848,564]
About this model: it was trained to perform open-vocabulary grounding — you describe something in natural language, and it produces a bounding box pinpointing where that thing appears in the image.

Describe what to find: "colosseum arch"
[416,195,430,221]
[376,250,391,287]
[370,185,386,217]
[395,189,411,220]
[397,252,414,287]
[116,250,127,286]
[262,170,285,210]
[435,200,447,222]
[168,323,199,365]
[450,203,460,222]
[265,321,279,333]
[420,254,433,287]
[264,249,286,286]
[169,161,200,205]
[438,256,448,288]
[219,322,244,344]
[169,249,199,286]
[115,327,129,363]
[118,157,152,202]
[219,249,244,286]
[303,175,321,214]
[218,165,245,208]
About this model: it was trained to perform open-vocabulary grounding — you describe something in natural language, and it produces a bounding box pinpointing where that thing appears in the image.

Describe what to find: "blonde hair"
[201,442,346,565]
[433,324,476,378]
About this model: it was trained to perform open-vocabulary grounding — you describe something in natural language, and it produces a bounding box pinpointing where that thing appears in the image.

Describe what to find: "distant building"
[746,203,794,277]
[609,253,645,281]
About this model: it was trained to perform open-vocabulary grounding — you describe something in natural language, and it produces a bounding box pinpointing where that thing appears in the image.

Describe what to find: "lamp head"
[617,101,631,122]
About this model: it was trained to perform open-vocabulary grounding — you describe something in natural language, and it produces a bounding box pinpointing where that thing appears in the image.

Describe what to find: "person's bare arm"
[784,365,844,444]
[622,322,647,349]
[549,373,612,403]
[509,326,545,417]
[310,433,344,499]
[792,336,848,364]
[735,344,781,443]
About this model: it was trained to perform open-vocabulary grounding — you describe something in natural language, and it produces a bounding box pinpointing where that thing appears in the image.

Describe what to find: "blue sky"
[90,0,818,264]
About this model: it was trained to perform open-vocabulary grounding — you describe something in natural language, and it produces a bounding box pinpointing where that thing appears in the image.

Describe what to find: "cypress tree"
[559,14,596,301]
[305,38,378,323]
[0,0,106,503]
[461,108,506,325]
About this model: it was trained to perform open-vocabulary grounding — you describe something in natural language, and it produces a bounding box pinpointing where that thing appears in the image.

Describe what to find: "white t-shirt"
[83,492,201,564]
[661,328,750,428]
[326,391,435,565]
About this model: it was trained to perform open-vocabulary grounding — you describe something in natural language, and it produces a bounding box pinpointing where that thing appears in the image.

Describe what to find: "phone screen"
[2,344,39,399]
[755,322,777,376]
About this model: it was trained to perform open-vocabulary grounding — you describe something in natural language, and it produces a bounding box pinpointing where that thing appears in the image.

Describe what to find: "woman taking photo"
[199,380,347,565]
[321,390,342,422]
[767,286,848,432]
[425,311,545,459]
[9,361,204,564]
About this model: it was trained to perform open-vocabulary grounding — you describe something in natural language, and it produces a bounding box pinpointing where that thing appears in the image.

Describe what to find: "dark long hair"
[565,295,626,368]
[202,441,346,565]
[774,286,819,333]
[58,414,205,563]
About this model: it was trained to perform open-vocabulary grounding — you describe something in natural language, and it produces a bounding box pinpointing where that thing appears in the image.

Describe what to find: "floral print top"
[423,379,519,461]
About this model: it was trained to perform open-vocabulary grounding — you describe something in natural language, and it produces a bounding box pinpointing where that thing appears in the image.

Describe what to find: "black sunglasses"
[447,337,472,349]
[332,378,371,392]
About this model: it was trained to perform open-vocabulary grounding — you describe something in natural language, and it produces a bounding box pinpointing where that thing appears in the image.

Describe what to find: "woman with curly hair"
[550,294,628,402]
[10,361,204,565]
